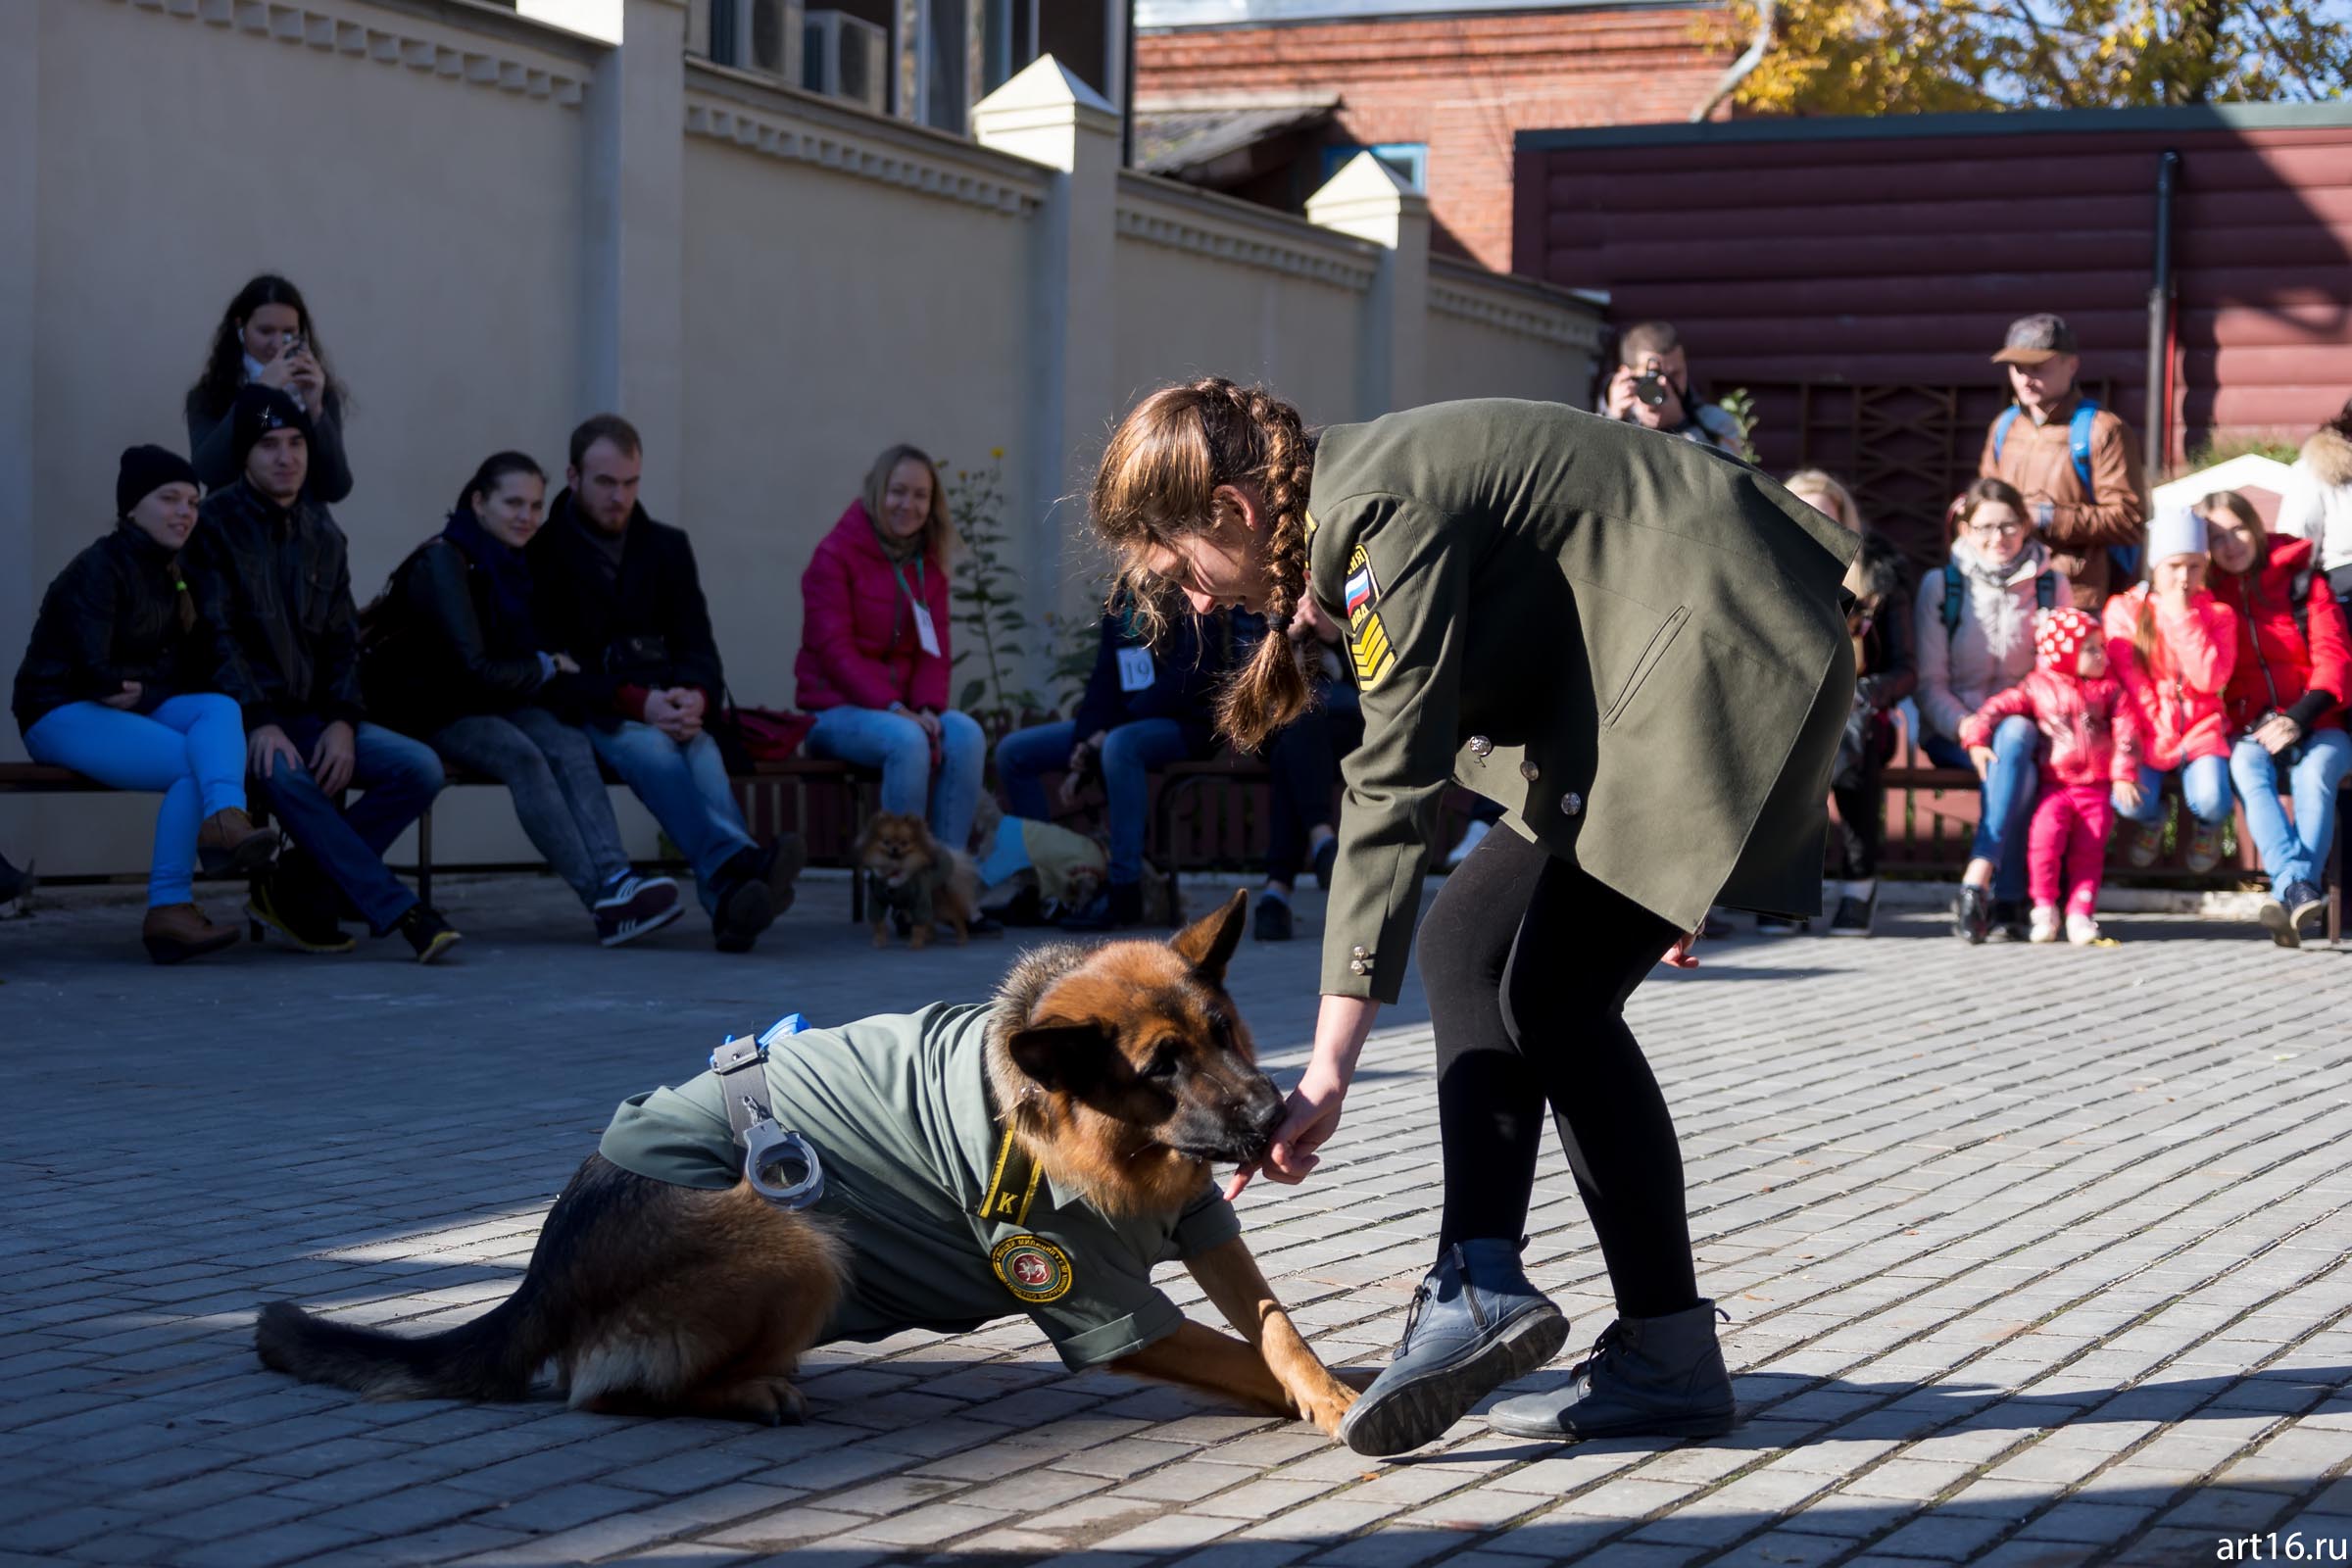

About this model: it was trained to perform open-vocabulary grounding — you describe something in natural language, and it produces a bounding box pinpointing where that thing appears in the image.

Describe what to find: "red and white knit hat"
[2034,606,2099,670]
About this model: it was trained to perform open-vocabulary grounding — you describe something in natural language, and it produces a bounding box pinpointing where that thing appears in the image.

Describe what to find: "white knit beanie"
[2147,505,2208,565]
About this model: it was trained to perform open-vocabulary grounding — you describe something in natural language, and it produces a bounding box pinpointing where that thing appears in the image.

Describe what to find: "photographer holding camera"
[1603,320,1741,455]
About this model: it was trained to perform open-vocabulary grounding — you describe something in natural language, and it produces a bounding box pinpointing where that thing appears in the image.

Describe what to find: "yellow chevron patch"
[1348,607,1395,686]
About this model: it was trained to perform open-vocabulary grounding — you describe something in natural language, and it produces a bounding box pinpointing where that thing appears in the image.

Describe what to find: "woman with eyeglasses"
[1916,477,2071,943]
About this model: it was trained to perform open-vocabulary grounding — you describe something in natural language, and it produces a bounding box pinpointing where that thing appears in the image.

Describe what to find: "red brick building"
[1134,0,1730,271]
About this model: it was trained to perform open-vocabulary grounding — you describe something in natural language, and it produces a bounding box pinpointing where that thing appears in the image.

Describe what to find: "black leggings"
[1418,825,1698,1318]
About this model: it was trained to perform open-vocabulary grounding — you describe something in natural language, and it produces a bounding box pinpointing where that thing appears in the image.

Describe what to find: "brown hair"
[1618,320,1683,368]
[1091,378,1315,751]
[2200,489,2264,558]
[568,413,642,471]
[1955,475,2028,533]
[861,444,959,565]
[2325,396,2352,443]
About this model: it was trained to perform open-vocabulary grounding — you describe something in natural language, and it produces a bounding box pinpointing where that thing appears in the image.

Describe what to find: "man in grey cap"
[1979,312,2149,610]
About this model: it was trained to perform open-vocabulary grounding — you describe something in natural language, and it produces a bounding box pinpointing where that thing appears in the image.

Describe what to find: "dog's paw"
[1294,1374,1360,1438]
[871,928,892,949]
[718,1375,809,1427]
[908,927,932,951]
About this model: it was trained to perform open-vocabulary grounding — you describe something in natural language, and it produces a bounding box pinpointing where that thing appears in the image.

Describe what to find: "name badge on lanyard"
[897,559,941,658]
[1116,646,1154,693]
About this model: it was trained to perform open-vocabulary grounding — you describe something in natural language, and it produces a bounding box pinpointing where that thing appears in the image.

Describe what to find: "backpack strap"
[2035,570,2057,612]
[2068,399,2100,491]
[2293,561,2316,644]
[1940,561,1963,636]
[1991,405,2021,465]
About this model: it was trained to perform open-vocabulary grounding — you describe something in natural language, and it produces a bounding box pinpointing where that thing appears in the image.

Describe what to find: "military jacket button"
[1468,736,1494,760]
[1519,760,1541,782]
[1560,792,1584,818]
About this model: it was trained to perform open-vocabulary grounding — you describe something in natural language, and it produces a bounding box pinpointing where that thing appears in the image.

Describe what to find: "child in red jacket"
[1961,608,2142,946]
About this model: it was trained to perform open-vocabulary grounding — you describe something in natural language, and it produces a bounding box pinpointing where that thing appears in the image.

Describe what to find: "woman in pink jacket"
[2103,506,2239,871]
[796,445,985,851]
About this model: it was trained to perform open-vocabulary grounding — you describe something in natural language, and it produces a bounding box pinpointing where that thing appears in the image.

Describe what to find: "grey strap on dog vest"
[708,1013,825,1210]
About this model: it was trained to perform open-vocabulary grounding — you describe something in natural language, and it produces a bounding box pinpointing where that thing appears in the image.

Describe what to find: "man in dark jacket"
[186,387,459,962]
[526,415,797,952]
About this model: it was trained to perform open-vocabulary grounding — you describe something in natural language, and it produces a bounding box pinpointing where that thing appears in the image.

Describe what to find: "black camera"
[2250,710,2306,767]
[1633,367,1673,409]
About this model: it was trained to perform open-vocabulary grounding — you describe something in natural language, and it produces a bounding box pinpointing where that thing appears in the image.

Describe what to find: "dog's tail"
[255,1155,624,1401]
[255,1286,556,1402]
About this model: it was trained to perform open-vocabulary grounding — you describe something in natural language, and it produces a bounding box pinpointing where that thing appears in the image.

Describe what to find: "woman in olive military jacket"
[1091,380,1856,1457]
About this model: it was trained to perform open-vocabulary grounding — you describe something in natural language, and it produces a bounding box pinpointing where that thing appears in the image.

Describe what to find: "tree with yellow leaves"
[1718,0,2352,116]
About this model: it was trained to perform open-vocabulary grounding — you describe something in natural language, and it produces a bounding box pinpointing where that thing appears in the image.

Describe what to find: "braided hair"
[1091,377,1317,751]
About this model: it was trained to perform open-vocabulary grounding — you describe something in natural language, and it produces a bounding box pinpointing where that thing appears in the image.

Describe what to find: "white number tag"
[1116,646,1154,693]
[912,604,941,658]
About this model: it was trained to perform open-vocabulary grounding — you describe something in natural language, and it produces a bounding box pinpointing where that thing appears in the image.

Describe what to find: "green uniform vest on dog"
[599,1000,1240,1369]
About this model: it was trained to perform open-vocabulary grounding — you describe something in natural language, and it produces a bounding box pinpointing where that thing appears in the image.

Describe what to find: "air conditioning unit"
[804,9,888,115]
[710,0,797,80]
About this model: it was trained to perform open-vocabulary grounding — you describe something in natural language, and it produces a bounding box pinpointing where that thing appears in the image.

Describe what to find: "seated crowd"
[1761,313,2352,950]
[8,285,2352,962]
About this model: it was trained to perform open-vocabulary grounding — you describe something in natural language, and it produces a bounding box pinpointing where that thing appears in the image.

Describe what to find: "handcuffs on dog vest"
[709,1013,826,1210]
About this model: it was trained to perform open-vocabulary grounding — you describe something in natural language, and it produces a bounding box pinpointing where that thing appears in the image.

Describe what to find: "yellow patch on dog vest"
[973,1130,1043,1226]
[991,1234,1074,1303]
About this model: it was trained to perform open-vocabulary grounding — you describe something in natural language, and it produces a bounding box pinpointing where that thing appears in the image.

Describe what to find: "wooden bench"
[0,757,881,921]
[1143,755,1487,924]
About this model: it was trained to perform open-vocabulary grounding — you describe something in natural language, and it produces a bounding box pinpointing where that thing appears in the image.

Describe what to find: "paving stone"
[10,889,2352,1568]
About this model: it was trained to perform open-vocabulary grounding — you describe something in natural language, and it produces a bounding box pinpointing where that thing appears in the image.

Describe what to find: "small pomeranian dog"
[858,811,980,949]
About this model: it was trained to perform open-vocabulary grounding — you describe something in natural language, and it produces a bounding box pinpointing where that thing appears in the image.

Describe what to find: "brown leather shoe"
[197,808,281,876]
[142,903,239,965]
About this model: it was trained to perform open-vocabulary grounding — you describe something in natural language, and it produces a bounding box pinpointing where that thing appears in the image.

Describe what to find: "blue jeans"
[435,709,631,907]
[1924,718,2036,901]
[806,706,986,854]
[254,715,444,934]
[24,694,248,906]
[588,721,753,915]
[2114,755,2233,828]
[2229,728,2352,890]
[996,717,1190,885]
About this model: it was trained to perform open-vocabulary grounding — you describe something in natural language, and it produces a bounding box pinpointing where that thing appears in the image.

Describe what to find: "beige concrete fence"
[3,0,1602,879]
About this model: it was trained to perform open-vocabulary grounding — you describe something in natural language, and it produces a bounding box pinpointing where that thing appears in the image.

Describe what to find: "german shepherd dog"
[858,810,982,949]
[255,892,1362,1436]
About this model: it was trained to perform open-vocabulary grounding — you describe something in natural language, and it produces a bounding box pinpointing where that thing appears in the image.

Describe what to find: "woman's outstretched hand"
[1225,1063,1347,1201]
[1225,993,1379,1201]
[1660,926,1701,969]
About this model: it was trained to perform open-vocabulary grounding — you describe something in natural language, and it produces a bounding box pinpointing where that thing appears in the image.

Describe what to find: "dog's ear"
[1007,1021,1120,1096]
[1170,888,1250,986]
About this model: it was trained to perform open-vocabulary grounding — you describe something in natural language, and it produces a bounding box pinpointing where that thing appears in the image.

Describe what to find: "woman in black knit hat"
[12,446,280,962]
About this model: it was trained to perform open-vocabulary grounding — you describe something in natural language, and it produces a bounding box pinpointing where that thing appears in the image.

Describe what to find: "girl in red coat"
[1962,608,2140,945]
[2103,506,2238,874]
[2204,489,2352,947]
[796,446,985,852]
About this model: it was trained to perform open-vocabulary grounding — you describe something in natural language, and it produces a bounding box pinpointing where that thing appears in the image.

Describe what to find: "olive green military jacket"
[1306,399,1859,1003]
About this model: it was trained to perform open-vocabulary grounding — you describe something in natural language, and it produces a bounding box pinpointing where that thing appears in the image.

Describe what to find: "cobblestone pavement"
[4,871,2351,1568]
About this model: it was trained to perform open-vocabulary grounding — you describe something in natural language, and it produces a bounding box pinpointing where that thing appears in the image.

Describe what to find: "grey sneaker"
[2183,821,2225,874]
[2262,879,2326,949]
[1487,1301,1737,1443]
[1338,1239,1568,1458]
[2288,880,2328,935]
